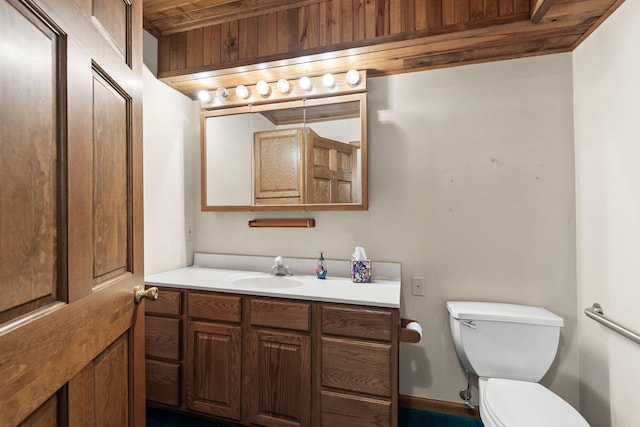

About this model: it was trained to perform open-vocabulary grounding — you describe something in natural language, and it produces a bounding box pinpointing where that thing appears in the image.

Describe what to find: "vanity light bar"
[197,69,366,110]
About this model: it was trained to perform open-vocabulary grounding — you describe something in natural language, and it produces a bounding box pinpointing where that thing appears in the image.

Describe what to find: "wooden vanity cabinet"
[145,288,399,427]
[186,292,242,420]
[145,287,183,407]
[244,298,312,427]
[318,304,399,427]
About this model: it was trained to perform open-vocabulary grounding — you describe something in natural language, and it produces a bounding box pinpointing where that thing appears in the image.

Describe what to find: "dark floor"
[147,407,484,427]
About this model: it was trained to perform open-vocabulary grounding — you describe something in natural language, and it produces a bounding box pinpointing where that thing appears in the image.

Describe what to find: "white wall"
[143,32,200,274]
[573,1,640,425]
[185,54,579,405]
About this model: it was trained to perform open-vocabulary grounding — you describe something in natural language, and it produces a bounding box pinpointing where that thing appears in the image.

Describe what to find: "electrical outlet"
[412,277,425,296]
[185,223,194,241]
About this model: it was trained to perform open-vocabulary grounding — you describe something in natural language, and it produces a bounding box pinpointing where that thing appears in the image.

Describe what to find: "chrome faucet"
[271,256,291,276]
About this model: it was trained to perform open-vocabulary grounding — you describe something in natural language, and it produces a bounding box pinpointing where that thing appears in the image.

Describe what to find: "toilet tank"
[446,301,563,382]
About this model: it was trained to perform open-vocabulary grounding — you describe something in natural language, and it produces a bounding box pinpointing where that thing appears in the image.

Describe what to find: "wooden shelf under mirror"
[248,219,315,228]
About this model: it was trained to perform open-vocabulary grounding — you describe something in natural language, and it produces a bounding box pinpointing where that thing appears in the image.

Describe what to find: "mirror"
[201,93,367,211]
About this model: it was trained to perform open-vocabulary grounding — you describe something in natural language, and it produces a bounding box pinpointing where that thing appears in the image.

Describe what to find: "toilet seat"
[482,378,590,427]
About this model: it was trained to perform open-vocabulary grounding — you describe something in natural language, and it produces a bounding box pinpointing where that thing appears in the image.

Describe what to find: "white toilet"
[446,301,590,427]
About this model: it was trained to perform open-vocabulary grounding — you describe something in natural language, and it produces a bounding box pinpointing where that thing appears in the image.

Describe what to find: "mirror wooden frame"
[200,92,368,212]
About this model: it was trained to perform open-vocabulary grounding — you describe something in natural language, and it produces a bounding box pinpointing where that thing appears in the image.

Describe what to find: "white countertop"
[145,266,401,308]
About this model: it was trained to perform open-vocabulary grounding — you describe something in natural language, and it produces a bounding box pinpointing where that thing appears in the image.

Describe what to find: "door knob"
[134,286,158,304]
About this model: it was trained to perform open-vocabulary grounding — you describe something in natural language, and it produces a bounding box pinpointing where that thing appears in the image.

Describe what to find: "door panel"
[19,395,58,427]
[0,0,60,323]
[0,0,144,425]
[92,69,130,281]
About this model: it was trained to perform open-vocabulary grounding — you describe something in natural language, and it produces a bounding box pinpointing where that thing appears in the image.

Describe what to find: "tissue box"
[351,260,371,283]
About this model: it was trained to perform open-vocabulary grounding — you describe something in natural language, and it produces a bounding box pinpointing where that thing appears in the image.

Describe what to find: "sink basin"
[233,275,303,289]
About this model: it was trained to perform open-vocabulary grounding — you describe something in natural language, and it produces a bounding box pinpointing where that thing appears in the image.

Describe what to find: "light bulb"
[197,90,211,102]
[276,78,290,94]
[346,69,360,86]
[256,80,270,96]
[299,76,312,91]
[216,87,228,99]
[322,73,335,88]
[235,85,249,99]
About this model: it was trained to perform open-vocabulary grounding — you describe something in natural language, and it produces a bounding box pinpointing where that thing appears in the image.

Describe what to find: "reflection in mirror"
[203,110,253,208]
[201,93,367,211]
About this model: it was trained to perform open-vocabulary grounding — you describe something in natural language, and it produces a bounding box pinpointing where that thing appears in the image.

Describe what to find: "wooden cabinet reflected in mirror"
[201,93,367,211]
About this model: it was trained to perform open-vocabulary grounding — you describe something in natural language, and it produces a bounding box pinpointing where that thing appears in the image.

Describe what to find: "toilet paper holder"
[400,318,422,343]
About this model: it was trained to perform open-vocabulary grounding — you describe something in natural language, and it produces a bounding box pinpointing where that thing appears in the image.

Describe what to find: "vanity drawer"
[249,298,310,332]
[145,287,182,316]
[146,316,181,360]
[187,292,241,323]
[146,359,181,407]
[321,305,393,342]
[321,336,392,397]
[321,390,391,426]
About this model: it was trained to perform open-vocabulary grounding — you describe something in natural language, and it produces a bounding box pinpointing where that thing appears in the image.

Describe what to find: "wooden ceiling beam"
[144,0,323,36]
[530,0,556,24]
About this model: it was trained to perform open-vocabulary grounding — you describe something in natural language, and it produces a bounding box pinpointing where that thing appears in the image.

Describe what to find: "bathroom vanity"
[144,254,402,427]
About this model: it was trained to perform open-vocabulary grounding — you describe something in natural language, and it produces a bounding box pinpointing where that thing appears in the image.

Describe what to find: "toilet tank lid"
[446,301,563,327]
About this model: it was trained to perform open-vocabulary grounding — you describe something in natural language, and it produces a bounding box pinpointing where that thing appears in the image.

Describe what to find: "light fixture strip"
[198,70,366,110]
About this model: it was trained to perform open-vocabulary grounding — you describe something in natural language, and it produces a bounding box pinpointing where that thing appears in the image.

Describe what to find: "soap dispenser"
[316,252,327,279]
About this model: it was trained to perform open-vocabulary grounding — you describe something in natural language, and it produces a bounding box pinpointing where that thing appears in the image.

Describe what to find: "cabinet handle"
[134,286,158,304]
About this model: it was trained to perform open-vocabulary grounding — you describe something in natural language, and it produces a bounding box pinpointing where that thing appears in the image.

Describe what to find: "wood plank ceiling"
[144,0,625,99]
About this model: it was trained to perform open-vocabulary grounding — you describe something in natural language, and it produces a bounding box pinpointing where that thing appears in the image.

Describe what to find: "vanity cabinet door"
[186,320,242,420]
[245,297,312,427]
[246,329,311,427]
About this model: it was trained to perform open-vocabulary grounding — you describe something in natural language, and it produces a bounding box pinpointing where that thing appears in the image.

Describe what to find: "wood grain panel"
[321,305,393,341]
[19,394,58,427]
[146,316,181,360]
[389,0,401,34]
[248,329,311,426]
[249,298,311,332]
[321,336,392,397]
[257,12,277,57]
[92,71,129,281]
[187,292,241,323]
[146,359,181,406]
[0,0,58,319]
[187,321,241,420]
[365,0,378,38]
[299,3,320,49]
[321,390,391,426]
[186,27,204,68]
[145,287,182,316]
[253,129,304,204]
[92,0,129,61]
[342,0,354,43]
[354,0,366,41]
[330,0,343,45]
[203,25,221,67]
[94,334,129,426]
[415,0,429,30]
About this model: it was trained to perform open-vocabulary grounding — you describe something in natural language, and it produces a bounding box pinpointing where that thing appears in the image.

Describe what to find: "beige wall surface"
[573,0,640,425]
[142,62,199,275]
[142,34,580,406]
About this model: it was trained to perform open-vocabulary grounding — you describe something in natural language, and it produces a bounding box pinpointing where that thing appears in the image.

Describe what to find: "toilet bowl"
[479,378,589,427]
[447,301,590,427]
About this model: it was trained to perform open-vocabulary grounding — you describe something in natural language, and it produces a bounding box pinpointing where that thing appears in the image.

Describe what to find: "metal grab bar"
[584,303,640,345]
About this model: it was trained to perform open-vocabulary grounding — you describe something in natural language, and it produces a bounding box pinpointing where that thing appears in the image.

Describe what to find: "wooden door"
[0,0,144,425]
[253,129,304,205]
[306,130,358,204]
